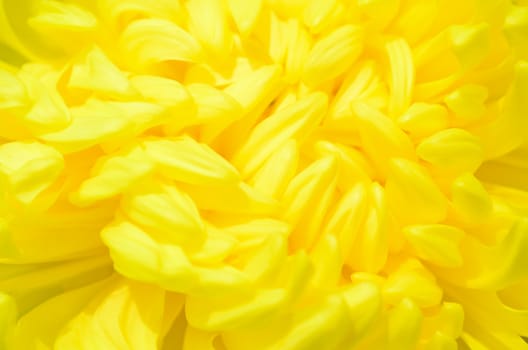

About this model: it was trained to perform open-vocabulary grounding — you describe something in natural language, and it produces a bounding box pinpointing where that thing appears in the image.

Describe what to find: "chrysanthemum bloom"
[1,0,528,348]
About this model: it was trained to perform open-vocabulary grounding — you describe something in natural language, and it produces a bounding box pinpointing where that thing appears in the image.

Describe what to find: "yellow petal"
[18,69,71,134]
[97,0,184,30]
[121,182,205,246]
[70,144,154,206]
[119,18,204,69]
[101,221,199,292]
[5,201,114,261]
[353,102,415,177]
[449,22,490,69]
[312,140,373,189]
[55,279,170,350]
[404,224,464,268]
[325,182,369,259]
[417,128,484,175]
[388,298,423,349]
[0,0,44,61]
[476,159,528,194]
[0,254,113,315]
[0,67,28,109]
[266,0,307,18]
[462,316,528,350]
[327,60,381,122]
[303,0,343,34]
[468,218,528,290]
[504,5,528,59]
[27,0,98,55]
[186,288,287,331]
[386,38,415,117]
[180,181,278,215]
[249,139,299,198]
[389,0,437,44]
[232,92,327,178]
[385,158,448,225]
[240,233,287,284]
[205,64,283,146]
[422,302,465,340]
[302,24,363,86]
[473,60,528,159]
[309,234,341,290]
[224,64,283,113]
[384,258,443,308]
[451,173,493,223]
[282,156,338,250]
[182,326,220,350]
[101,101,168,147]
[0,293,16,349]
[217,254,312,349]
[421,332,458,350]
[0,141,63,205]
[357,0,399,30]
[143,136,240,185]
[131,75,196,134]
[339,282,382,347]
[23,91,71,135]
[444,84,488,123]
[349,183,389,273]
[188,225,237,266]
[8,278,109,350]
[39,99,132,153]
[281,19,312,83]
[227,0,262,37]
[69,46,134,98]
[221,219,289,272]
[398,103,449,138]
[221,218,290,242]
[275,295,350,350]
[187,84,243,125]
[186,0,232,59]
[131,74,191,108]
[192,84,246,143]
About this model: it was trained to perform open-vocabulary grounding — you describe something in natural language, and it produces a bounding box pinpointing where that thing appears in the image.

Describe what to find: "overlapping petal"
[1,0,528,349]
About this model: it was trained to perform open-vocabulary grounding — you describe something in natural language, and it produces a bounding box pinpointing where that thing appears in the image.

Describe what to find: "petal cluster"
[1,0,528,349]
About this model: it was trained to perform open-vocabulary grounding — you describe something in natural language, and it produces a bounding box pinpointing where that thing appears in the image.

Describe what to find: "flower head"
[1,0,528,349]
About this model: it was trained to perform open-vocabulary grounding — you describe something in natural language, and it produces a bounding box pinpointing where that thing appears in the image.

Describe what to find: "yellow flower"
[1,0,528,349]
